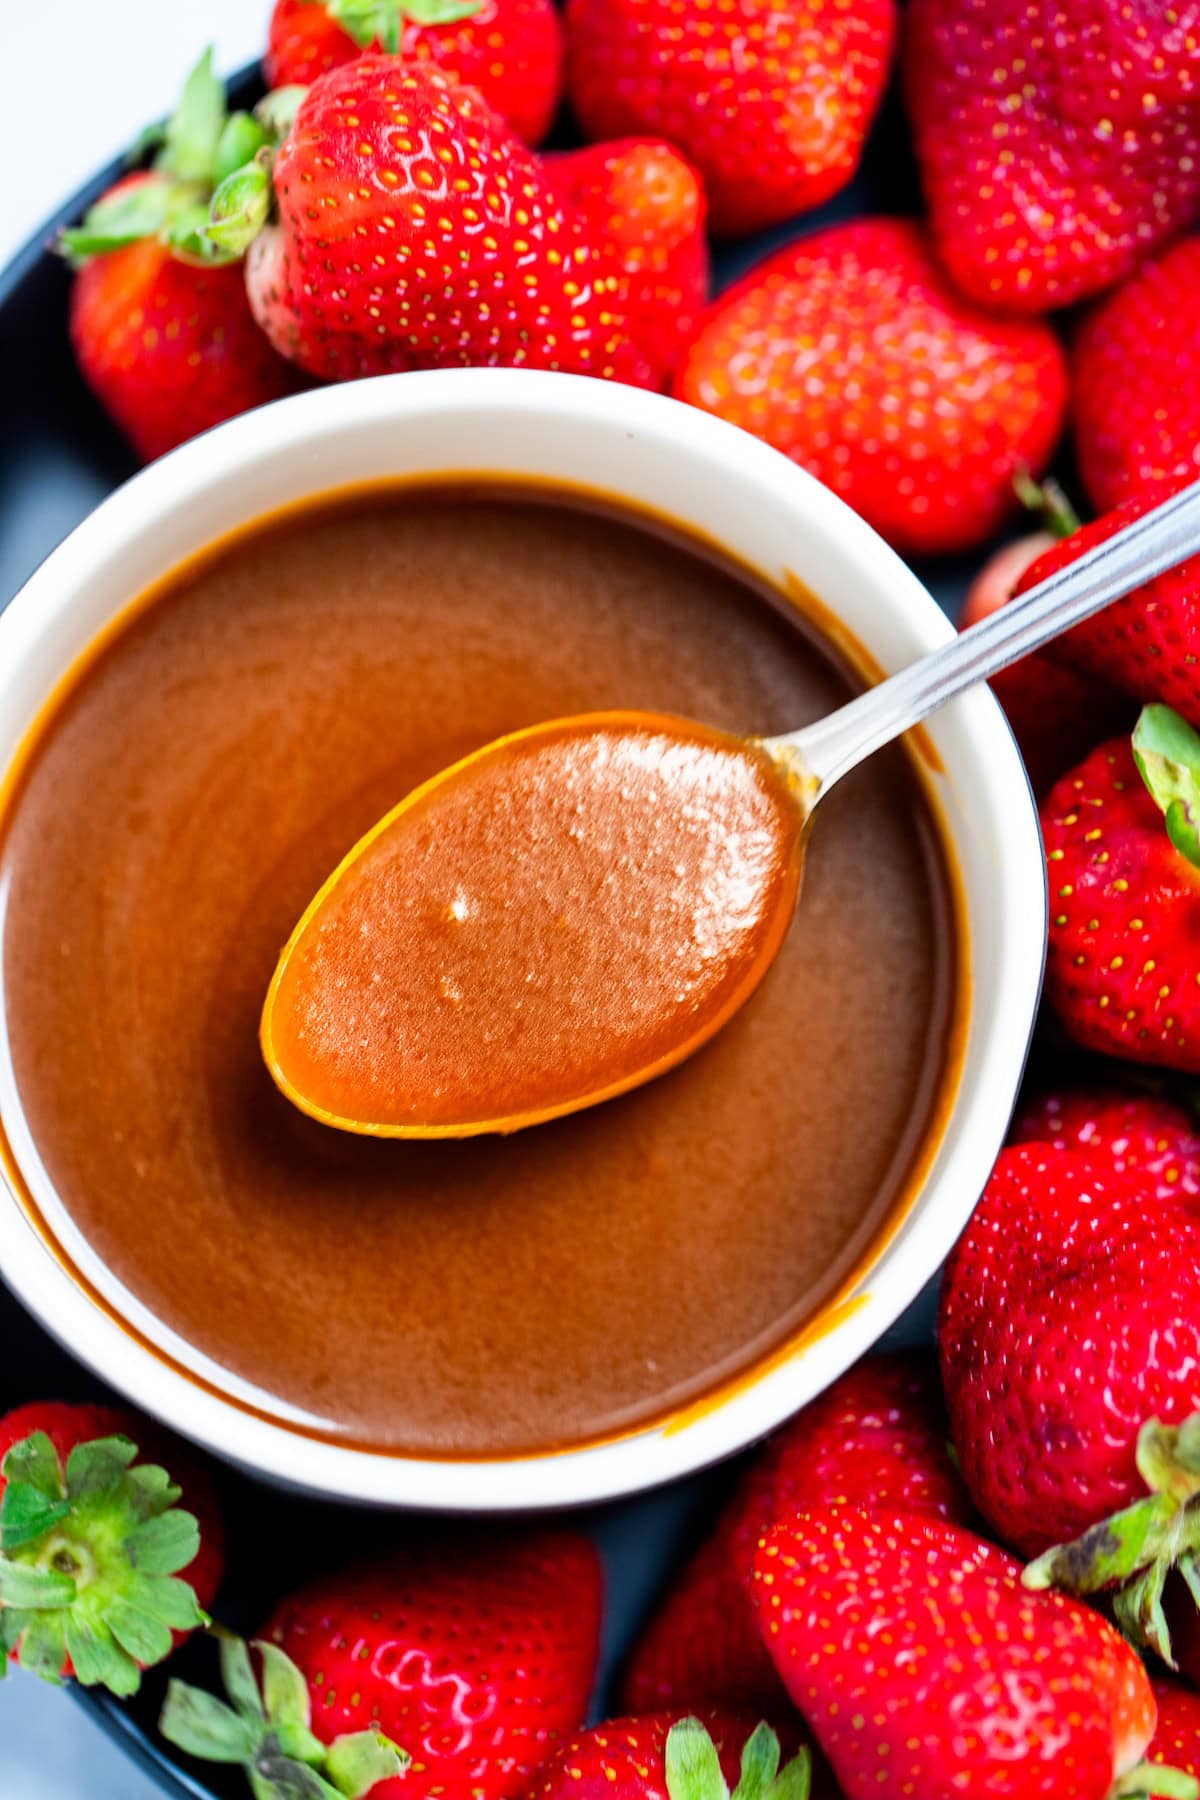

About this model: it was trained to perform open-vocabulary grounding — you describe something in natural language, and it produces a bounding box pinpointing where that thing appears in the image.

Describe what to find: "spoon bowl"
[261,710,807,1136]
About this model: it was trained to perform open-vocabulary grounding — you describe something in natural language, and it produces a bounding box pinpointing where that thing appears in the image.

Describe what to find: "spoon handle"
[768,475,1200,797]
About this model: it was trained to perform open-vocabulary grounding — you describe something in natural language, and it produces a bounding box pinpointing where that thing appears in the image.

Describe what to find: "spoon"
[262,476,1200,1139]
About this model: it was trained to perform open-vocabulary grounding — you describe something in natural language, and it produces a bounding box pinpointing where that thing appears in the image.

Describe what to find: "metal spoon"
[262,477,1200,1139]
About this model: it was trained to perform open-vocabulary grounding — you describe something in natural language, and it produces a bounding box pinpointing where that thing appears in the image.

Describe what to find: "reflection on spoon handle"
[768,475,1200,801]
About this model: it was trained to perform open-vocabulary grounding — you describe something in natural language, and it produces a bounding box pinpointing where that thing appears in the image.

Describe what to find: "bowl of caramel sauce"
[0,371,1043,1508]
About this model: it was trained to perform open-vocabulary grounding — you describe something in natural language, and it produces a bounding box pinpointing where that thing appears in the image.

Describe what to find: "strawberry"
[220,57,666,387]
[166,1530,602,1800]
[61,54,300,462]
[673,219,1068,557]
[905,0,1200,313]
[1149,1684,1200,1785]
[1014,478,1200,731]
[622,1353,972,1716]
[531,1713,818,1800]
[1010,1086,1200,1204]
[938,1140,1200,1667]
[0,1400,222,1696]
[960,485,1134,794]
[546,139,708,385]
[1040,709,1200,1070]
[750,1508,1187,1800]
[564,0,895,238]
[1074,241,1200,512]
[264,0,565,145]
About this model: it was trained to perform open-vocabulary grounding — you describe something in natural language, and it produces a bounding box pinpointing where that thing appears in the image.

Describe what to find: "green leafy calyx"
[326,0,482,53]
[58,49,285,268]
[160,1635,406,1800]
[1133,705,1200,871]
[0,1429,208,1696]
[665,1720,810,1800]
[1023,1412,1200,1665]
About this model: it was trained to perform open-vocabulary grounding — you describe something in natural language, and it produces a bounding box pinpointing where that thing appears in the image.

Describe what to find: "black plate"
[0,56,987,1800]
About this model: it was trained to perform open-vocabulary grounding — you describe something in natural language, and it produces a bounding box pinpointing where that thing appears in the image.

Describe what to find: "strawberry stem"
[0,1430,209,1696]
[160,1635,406,1800]
[1012,470,1080,540]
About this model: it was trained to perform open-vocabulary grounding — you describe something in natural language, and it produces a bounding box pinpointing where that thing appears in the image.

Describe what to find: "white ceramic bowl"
[0,370,1045,1510]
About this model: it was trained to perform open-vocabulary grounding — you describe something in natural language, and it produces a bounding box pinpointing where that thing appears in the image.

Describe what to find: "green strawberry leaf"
[324,1730,408,1798]
[215,113,272,188]
[1133,704,1200,870]
[160,1678,259,1763]
[666,1718,731,1800]
[732,1723,779,1800]
[0,1559,75,1608]
[107,1599,175,1668]
[221,1634,267,1722]
[126,1508,201,1576]
[16,1613,68,1684]
[3,1432,66,1501]
[64,1616,141,1696]
[398,0,485,25]
[764,1752,811,1800]
[66,1435,137,1500]
[58,179,179,264]
[159,48,227,185]
[258,1638,313,1730]
[1114,1763,1200,1799]
[1023,1490,1178,1595]
[0,1483,72,1554]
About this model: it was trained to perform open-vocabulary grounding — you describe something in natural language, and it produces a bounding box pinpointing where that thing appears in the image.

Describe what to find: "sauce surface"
[266,713,804,1133]
[0,491,956,1455]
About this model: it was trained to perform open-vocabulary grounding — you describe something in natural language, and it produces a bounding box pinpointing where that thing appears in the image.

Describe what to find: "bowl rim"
[0,369,1046,1509]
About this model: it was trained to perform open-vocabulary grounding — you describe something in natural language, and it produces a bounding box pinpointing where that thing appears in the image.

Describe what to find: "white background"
[1,7,263,1789]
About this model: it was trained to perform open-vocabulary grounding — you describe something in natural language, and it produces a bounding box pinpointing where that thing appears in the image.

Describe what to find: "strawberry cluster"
[57,0,1200,567]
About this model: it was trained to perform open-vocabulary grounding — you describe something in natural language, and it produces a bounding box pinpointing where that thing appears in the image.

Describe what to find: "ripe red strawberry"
[232,57,664,387]
[531,1713,820,1800]
[564,0,895,238]
[939,1140,1200,1668]
[546,139,708,385]
[174,1532,602,1800]
[751,1509,1178,1800]
[1148,1683,1200,1784]
[622,1353,972,1716]
[1011,1086,1200,1203]
[265,0,565,145]
[0,1399,223,1696]
[1014,478,1200,730]
[941,1144,1200,1557]
[905,0,1200,313]
[1040,711,1200,1070]
[62,55,300,462]
[673,219,1068,557]
[1074,241,1200,512]
[961,508,1134,795]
